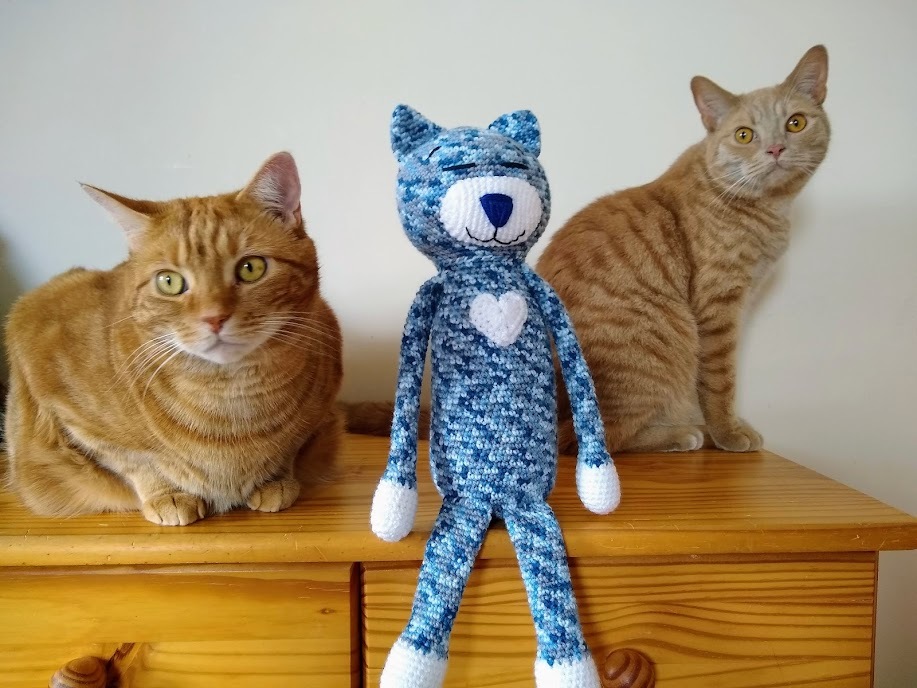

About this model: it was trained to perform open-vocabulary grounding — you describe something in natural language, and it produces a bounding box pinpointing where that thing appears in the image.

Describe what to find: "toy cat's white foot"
[380,639,448,688]
[534,654,601,688]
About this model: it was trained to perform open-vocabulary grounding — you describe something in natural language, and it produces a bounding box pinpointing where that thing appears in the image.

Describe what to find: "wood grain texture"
[363,555,876,688]
[0,435,914,567]
[0,564,355,687]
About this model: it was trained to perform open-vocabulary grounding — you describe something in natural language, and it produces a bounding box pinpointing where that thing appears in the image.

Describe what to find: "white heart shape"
[469,291,528,347]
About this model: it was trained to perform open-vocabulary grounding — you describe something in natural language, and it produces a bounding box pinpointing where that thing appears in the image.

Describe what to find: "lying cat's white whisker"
[109,334,176,387]
[142,347,182,399]
[105,314,136,329]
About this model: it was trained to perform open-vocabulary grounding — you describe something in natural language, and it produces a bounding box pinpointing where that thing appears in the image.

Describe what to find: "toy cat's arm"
[370,276,442,542]
[523,267,621,515]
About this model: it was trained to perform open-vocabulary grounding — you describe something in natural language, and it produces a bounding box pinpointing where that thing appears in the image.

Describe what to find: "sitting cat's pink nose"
[202,313,231,333]
[766,144,786,159]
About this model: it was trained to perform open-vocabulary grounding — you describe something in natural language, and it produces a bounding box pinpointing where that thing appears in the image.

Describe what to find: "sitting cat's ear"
[391,105,443,162]
[783,45,828,105]
[238,152,302,230]
[488,111,541,157]
[81,184,161,252]
[690,76,738,132]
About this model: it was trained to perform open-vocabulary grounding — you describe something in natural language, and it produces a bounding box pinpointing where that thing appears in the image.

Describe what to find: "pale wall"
[1,1,914,683]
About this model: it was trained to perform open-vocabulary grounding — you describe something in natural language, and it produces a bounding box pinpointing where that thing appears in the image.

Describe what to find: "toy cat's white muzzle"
[439,176,543,247]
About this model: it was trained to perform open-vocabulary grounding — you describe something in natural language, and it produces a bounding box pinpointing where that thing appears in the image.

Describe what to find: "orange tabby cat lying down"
[4,153,343,525]
[538,46,830,454]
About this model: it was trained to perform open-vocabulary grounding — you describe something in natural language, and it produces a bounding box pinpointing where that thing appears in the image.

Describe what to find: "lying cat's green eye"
[734,127,754,144]
[155,270,187,296]
[236,256,267,283]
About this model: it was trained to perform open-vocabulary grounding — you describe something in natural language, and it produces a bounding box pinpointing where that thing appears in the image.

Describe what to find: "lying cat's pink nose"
[766,144,786,159]
[202,313,230,333]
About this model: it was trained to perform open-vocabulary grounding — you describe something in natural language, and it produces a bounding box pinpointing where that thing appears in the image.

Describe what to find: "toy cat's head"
[390,105,550,266]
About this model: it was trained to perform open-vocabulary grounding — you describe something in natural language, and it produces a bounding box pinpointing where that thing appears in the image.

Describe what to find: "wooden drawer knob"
[602,648,656,688]
[49,656,108,688]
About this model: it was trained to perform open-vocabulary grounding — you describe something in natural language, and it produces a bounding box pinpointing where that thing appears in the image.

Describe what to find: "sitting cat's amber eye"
[734,127,754,144]
[155,270,186,296]
[786,113,807,133]
[236,256,267,283]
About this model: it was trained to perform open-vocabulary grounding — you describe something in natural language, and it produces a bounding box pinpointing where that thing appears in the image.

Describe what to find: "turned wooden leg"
[49,656,108,688]
[602,648,656,688]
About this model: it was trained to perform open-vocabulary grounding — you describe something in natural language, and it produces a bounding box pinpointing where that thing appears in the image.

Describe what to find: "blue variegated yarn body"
[371,105,621,688]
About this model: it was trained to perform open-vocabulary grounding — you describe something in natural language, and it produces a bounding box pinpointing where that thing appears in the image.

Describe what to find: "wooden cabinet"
[0,564,356,687]
[0,435,914,687]
[365,556,876,687]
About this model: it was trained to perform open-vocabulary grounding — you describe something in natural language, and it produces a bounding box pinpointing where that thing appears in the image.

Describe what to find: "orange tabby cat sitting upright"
[4,153,343,525]
[538,46,830,454]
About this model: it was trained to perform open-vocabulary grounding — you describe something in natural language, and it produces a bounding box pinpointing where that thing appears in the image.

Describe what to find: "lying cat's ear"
[81,184,160,251]
[783,45,828,105]
[238,152,302,230]
[690,76,738,132]
[488,111,541,157]
[391,105,443,162]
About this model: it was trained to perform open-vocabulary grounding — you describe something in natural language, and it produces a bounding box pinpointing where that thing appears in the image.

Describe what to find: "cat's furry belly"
[66,423,292,512]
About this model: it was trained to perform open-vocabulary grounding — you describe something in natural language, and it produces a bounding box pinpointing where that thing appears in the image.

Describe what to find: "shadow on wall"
[340,333,430,405]
[0,231,24,437]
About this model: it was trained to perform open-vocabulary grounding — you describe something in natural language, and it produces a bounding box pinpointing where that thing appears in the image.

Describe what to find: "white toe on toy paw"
[371,480,418,542]
[576,461,621,515]
[381,639,448,688]
[534,654,601,688]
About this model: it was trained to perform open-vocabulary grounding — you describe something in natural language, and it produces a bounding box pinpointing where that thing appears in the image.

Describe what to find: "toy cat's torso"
[428,260,556,505]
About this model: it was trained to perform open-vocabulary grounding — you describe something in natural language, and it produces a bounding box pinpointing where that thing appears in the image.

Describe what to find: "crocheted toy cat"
[371,105,621,688]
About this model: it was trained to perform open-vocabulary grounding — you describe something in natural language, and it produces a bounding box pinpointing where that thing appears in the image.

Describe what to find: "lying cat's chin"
[172,328,276,365]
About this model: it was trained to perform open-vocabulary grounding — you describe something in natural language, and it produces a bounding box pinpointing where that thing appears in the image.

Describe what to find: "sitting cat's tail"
[341,401,430,440]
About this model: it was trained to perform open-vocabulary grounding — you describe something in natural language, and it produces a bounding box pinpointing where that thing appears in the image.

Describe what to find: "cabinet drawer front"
[0,564,355,687]
[363,555,875,688]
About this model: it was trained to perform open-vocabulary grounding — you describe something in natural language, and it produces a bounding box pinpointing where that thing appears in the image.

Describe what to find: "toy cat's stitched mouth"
[465,227,528,245]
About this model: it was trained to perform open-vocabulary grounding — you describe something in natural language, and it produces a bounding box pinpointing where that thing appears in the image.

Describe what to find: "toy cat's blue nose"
[479,193,513,229]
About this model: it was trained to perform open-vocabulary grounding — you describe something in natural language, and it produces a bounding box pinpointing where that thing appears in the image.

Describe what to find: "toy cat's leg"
[504,501,600,688]
[380,497,491,688]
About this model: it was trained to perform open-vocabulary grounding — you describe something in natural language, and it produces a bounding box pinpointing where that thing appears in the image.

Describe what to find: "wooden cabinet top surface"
[1,434,915,567]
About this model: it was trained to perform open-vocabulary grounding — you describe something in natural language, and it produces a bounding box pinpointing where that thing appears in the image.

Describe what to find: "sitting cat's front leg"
[695,285,763,452]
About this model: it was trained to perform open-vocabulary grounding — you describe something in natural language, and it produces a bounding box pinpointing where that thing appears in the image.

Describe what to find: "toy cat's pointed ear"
[488,111,541,157]
[81,183,161,251]
[690,76,738,132]
[783,44,828,105]
[238,152,302,230]
[391,105,443,162]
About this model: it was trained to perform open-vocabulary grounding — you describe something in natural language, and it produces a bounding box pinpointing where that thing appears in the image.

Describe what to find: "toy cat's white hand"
[576,461,621,515]
[371,480,418,542]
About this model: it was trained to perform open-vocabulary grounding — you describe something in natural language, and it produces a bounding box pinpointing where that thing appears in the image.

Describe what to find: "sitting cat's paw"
[710,419,763,452]
[247,478,301,512]
[142,493,207,526]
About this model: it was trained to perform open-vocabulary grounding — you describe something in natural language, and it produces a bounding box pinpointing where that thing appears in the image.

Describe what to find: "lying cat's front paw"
[142,493,207,526]
[709,419,763,452]
[247,478,301,513]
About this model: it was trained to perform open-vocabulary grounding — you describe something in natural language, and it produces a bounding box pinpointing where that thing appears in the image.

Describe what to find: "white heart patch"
[468,291,528,347]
